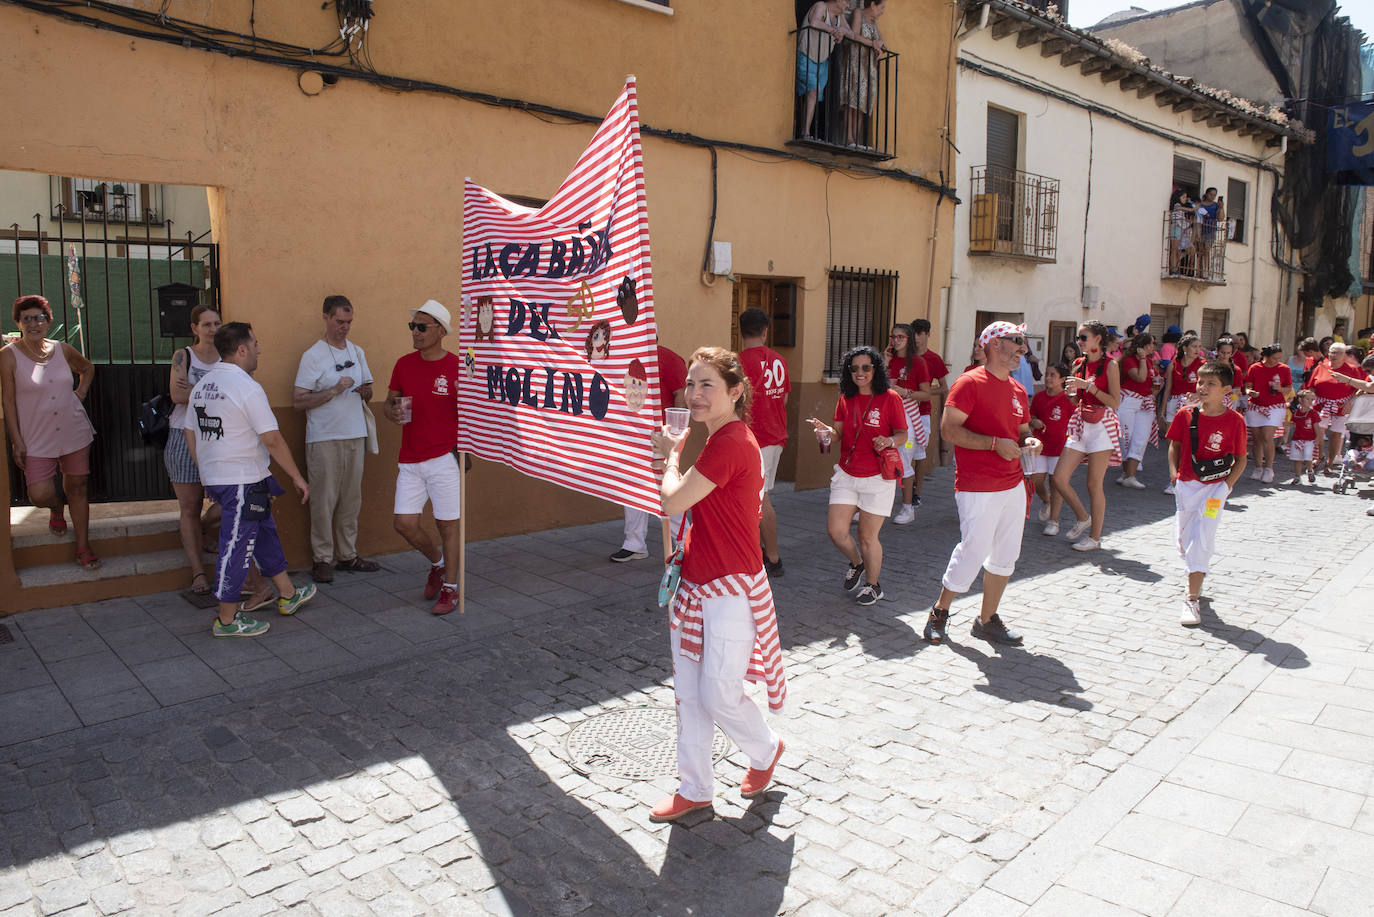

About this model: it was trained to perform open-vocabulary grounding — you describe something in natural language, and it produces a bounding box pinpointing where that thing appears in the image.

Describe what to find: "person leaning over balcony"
[293,294,380,584]
[1051,322,1123,552]
[1195,188,1225,280]
[796,0,852,141]
[1167,189,1194,276]
[166,304,223,594]
[1,294,99,569]
[839,0,887,148]
[184,322,316,637]
[910,318,949,505]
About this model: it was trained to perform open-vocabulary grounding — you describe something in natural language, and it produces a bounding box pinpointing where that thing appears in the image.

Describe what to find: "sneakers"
[1285,476,1300,486]
[1120,476,1147,490]
[1067,519,1091,541]
[913,494,922,507]
[1072,536,1101,552]
[855,583,884,606]
[1042,521,1060,536]
[741,739,786,798]
[277,583,317,616]
[213,612,270,638]
[424,564,446,600]
[1037,504,1052,523]
[1261,467,1275,484]
[843,562,865,592]
[432,585,459,616]
[971,613,1023,646]
[892,504,916,525]
[923,606,950,644]
[609,549,648,563]
[648,794,712,823]
[1163,482,1176,495]
[1307,471,1316,484]
[1249,466,1264,480]
[1180,596,1202,627]
[764,558,785,578]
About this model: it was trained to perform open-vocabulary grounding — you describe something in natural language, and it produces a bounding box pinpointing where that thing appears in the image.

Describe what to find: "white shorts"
[828,466,897,516]
[1164,394,1188,425]
[1032,453,1059,476]
[394,453,462,520]
[898,405,926,467]
[760,444,783,492]
[1174,479,1229,575]
[942,484,1026,592]
[1288,440,1315,462]
[1245,404,1286,429]
[1065,420,1114,455]
[1321,415,1349,436]
[1117,394,1156,464]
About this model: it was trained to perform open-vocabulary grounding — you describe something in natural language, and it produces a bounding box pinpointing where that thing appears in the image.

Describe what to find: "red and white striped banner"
[457,77,662,516]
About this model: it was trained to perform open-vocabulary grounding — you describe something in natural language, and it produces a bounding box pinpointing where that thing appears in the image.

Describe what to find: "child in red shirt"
[1167,361,1248,627]
[1284,389,1318,485]
[1029,362,1072,534]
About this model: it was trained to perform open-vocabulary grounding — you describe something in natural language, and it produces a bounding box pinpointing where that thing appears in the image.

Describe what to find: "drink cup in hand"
[1019,444,1036,475]
[665,408,690,436]
[397,396,413,424]
[819,429,832,454]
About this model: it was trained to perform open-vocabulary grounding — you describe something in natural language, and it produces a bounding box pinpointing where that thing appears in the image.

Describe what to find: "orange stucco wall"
[0,0,956,607]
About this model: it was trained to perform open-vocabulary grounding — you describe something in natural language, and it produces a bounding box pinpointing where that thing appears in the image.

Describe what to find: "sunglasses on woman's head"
[408,322,429,332]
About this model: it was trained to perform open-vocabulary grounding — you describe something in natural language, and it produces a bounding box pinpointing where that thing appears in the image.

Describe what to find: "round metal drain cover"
[563,705,731,779]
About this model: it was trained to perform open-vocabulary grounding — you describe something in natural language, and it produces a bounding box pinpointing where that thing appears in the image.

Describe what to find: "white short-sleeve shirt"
[293,339,373,443]
[183,362,279,486]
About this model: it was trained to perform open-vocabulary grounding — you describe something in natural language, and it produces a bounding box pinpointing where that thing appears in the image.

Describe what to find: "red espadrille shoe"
[740,739,786,798]
[648,794,712,823]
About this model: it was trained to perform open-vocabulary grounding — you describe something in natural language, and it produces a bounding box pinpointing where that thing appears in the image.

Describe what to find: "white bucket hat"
[410,299,452,333]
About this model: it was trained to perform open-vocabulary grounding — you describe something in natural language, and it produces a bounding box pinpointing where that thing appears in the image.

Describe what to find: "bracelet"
[990,436,998,452]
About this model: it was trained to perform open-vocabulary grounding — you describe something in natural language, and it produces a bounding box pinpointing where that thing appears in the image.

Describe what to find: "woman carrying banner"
[648,347,786,823]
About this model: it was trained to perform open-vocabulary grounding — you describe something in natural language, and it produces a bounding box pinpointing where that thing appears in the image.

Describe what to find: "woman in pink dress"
[1,295,99,568]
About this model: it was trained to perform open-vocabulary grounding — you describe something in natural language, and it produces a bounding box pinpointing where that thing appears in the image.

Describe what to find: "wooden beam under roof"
[1136,81,1164,99]
[1193,108,1212,122]
[1100,67,1128,84]
[1060,46,1094,66]
[1081,57,1114,75]
[1172,97,1196,113]
[1156,90,1180,107]
[1016,28,1044,48]
[1040,37,1070,57]
[1119,74,1149,91]
[989,16,1037,40]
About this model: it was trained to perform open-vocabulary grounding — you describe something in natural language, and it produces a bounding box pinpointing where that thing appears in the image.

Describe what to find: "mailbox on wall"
[156,282,200,338]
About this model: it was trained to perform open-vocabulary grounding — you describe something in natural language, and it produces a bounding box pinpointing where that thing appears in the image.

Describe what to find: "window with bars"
[54,177,161,223]
[823,266,898,379]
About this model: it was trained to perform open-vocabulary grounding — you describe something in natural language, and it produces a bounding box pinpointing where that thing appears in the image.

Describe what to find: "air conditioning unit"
[1082,285,1101,310]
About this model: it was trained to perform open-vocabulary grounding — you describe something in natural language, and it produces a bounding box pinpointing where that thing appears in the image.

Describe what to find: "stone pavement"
[1,459,1372,916]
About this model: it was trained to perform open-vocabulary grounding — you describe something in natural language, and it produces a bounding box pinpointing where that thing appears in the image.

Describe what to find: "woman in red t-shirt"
[649,346,786,823]
[1115,332,1161,489]
[1029,362,1072,534]
[1306,342,1367,473]
[1214,336,1247,411]
[1242,344,1293,483]
[808,345,906,606]
[885,324,932,525]
[1051,322,1123,551]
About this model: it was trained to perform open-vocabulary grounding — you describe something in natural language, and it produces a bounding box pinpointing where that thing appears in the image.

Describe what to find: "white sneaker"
[1115,476,1127,487]
[1163,482,1176,495]
[1249,467,1264,480]
[1067,519,1091,541]
[1037,504,1052,523]
[892,504,916,525]
[1121,476,1147,490]
[1042,521,1059,536]
[1262,468,1274,484]
[1071,536,1100,551]
[1180,597,1202,627]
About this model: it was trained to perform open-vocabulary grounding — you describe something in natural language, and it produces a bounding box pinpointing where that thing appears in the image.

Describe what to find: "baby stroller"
[1332,393,1374,495]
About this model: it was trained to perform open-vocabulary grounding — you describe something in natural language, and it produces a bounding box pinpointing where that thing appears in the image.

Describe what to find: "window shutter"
[986,108,1018,175]
[1227,178,1248,243]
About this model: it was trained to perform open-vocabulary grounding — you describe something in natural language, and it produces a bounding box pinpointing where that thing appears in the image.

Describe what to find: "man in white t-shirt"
[186,322,316,638]
[293,295,378,583]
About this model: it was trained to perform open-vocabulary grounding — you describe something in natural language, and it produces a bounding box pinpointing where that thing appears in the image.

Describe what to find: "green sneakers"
[213,612,270,638]
[277,582,317,616]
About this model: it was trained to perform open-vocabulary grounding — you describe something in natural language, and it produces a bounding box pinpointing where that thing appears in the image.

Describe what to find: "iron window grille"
[823,266,898,379]
[968,166,1059,262]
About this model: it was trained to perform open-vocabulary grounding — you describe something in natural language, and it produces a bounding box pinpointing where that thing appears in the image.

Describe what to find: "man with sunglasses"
[293,294,379,583]
[384,300,464,615]
[923,321,1040,647]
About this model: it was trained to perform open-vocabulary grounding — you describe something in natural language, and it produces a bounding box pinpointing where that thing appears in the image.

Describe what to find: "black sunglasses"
[408,322,430,332]
[334,359,355,372]
[999,336,1026,346]
[850,363,875,372]
[1077,334,1090,341]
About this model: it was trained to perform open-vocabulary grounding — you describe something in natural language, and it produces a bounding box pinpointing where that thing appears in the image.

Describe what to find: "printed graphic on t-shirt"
[864,406,882,427]
[1204,430,1224,454]
[434,374,451,396]
[1050,406,1062,421]
[194,404,224,440]
[1011,392,1026,420]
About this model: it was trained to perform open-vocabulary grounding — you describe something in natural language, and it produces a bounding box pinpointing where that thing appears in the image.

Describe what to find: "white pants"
[1174,479,1229,575]
[671,593,779,802]
[1117,394,1154,464]
[942,484,1026,593]
[622,507,684,553]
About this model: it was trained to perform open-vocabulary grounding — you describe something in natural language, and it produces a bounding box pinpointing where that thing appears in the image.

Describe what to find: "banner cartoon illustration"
[457,77,663,516]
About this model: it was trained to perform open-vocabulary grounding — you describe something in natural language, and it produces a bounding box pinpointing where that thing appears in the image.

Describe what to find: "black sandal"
[190,571,211,596]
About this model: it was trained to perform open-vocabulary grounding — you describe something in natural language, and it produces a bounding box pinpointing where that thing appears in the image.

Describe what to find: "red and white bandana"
[978,321,1028,350]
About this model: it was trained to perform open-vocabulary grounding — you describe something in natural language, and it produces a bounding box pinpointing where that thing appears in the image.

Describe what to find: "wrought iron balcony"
[1161,210,1228,284]
[790,26,898,161]
[968,166,1059,262]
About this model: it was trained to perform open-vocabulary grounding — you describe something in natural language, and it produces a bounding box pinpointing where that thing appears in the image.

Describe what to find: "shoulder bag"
[1189,408,1235,482]
[138,346,190,446]
[657,516,690,608]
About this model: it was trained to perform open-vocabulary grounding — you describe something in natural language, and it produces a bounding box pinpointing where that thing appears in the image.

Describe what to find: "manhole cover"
[563,705,731,779]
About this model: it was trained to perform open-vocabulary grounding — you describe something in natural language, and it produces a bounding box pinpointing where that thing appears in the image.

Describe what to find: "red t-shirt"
[1171,357,1203,396]
[1166,405,1247,483]
[681,420,763,583]
[739,345,790,448]
[833,390,906,478]
[656,345,688,424]
[1071,356,1112,420]
[919,349,949,416]
[888,353,932,394]
[1290,408,1317,442]
[389,351,461,463]
[1030,389,1072,457]
[1306,360,1366,401]
[1244,361,1292,407]
[1230,352,1250,378]
[945,367,1030,492]
[1119,355,1157,397]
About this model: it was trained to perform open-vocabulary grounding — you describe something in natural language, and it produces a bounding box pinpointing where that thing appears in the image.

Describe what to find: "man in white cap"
[383,300,464,615]
[922,321,1040,647]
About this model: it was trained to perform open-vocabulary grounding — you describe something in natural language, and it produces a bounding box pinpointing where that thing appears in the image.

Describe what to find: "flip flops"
[190,571,211,596]
[75,549,101,570]
[49,510,67,536]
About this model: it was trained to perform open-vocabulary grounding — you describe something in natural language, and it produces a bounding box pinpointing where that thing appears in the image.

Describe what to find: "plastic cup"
[665,408,690,436]
[397,396,413,424]
[1019,445,1036,475]
[818,429,832,454]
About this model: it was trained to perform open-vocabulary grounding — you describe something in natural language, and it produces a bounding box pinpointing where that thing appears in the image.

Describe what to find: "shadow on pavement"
[945,637,1090,708]
[1198,598,1310,669]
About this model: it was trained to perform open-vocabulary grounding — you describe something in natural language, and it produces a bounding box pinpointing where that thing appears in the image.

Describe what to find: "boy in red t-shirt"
[1284,388,1319,485]
[1166,361,1248,627]
[1028,362,1072,534]
[738,308,790,576]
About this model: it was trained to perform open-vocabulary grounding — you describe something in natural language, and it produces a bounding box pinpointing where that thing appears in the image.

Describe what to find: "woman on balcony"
[1167,189,1195,276]
[1051,322,1123,552]
[796,0,853,142]
[839,0,887,149]
[166,305,223,595]
[1,295,99,569]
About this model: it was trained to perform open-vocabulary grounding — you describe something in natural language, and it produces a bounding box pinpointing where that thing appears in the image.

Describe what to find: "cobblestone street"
[2,461,1372,916]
